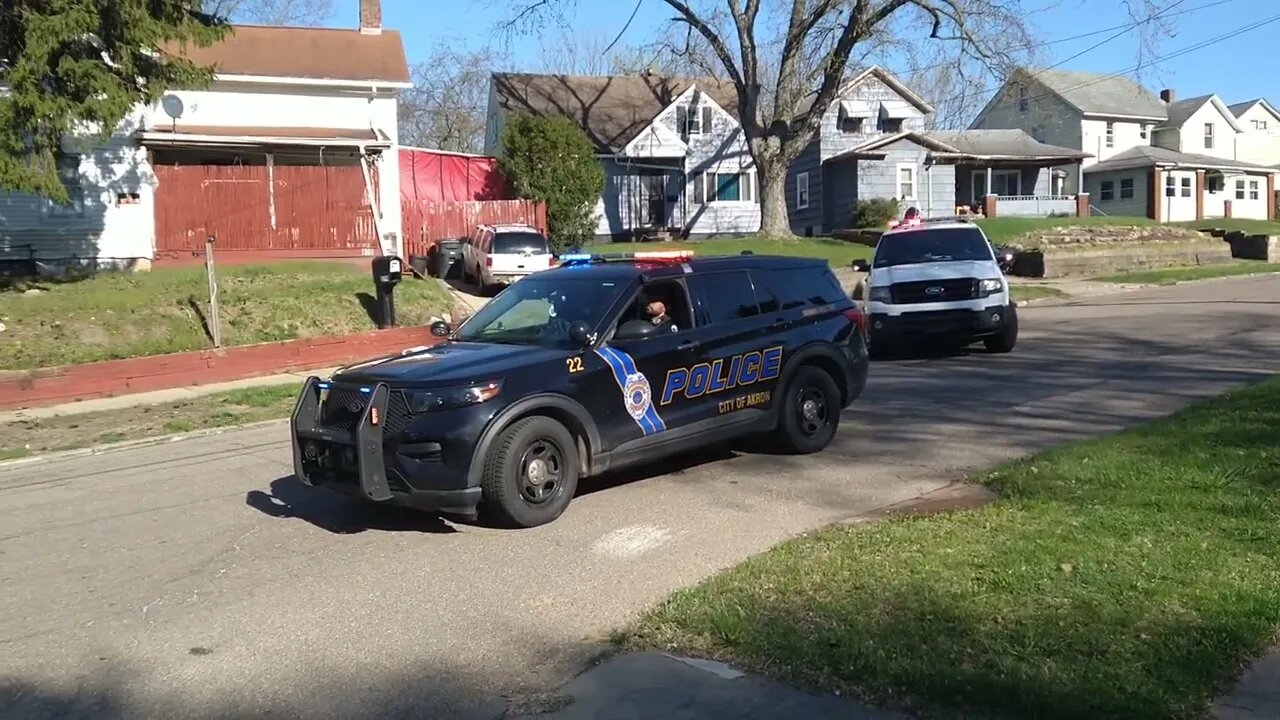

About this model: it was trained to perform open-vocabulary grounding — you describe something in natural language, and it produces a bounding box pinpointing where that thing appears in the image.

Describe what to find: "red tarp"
[399,148,510,204]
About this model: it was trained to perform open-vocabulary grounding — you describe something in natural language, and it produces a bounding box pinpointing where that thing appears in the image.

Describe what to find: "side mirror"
[429,320,452,337]
[567,320,595,347]
[851,259,870,273]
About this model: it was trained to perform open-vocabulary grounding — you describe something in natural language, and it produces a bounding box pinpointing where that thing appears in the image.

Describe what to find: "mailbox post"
[371,255,403,329]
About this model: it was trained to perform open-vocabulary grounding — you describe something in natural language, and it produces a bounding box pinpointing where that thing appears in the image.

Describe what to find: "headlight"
[405,380,503,413]
[978,278,1004,297]
[868,286,891,303]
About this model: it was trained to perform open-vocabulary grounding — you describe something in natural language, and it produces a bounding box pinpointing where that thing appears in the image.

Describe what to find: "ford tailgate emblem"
[925,285,944,296]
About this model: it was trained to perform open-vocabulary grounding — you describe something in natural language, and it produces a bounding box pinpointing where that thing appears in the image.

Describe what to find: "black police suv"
[290,250,869,528]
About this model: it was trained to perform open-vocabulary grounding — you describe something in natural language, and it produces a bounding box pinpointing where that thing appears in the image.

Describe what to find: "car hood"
[869,260,1000,286]
[331,341,565,386]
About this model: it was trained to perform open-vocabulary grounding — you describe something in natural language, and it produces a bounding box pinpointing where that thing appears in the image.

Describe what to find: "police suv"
[852,216,1017,356]
[291,250,869,528]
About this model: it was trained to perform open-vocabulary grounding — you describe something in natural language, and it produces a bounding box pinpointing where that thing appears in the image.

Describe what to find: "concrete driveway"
[2,276,1279,719]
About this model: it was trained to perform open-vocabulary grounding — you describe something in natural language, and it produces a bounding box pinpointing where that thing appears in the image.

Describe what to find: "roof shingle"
[489,72,740,153]
[160,25,410,84]
[1023,68,1167,119]
[1083,145,1275,174]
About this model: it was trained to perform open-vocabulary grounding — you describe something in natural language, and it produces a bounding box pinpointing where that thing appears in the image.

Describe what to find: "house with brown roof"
[485,72,761,240]
[0,0,411,268]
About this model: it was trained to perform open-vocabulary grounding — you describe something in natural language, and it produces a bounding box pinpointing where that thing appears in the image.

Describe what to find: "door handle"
[677,339,701,351]
[768,319,788,330]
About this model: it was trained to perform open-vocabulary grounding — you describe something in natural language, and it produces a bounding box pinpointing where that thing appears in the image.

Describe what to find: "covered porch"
[928,130,1092,217]
[600,121,690,240]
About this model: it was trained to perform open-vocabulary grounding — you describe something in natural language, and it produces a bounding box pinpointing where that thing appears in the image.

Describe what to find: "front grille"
[318,386,369,432]
[891,277,978,304]
[384,392,413,437]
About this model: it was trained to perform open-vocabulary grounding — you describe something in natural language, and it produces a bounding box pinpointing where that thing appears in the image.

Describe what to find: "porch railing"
[995,195,1078,217]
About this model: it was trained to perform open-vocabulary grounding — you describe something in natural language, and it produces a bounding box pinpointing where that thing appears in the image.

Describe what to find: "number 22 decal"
[566,356,585,373]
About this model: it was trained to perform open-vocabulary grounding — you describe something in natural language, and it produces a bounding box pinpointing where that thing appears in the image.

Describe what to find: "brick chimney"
[1160,88,1175,104]
[359,0,381,35]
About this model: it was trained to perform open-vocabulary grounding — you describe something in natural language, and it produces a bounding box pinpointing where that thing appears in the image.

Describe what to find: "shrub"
[499,114,606,253]
[852,197,900,228]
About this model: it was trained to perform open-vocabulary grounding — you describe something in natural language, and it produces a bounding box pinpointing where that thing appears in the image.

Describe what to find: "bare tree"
[399,44,507,153]
[202,0,332,25]
[500,0,1179,236]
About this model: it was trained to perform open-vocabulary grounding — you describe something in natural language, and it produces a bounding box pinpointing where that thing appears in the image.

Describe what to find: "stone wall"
[1010,225,1231,278]
[1224,232,1280,262]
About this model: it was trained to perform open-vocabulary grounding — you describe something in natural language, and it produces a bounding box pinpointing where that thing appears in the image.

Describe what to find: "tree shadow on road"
[245,476,457,534]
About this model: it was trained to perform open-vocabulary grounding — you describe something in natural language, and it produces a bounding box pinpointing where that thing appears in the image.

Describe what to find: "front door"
[640,175,667,228]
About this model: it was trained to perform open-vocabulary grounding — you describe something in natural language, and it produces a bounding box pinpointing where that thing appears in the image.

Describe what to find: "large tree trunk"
[753,139,792,237]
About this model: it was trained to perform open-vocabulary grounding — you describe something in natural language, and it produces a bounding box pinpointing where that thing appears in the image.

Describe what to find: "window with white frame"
[677,105,713,135]
[991,169,1020,196]
[1248,179,1260,200]
[1140,124,1150,140]
[1208,174,1224,193]
[1017,85,1028,112]
[1120,177,1135,199]
[695,170,755,203]
[47,153,85,218]
[1180,177,1192,197]
[896,164,916,200]
[1235,179,1246,199]
[1105,122,1115,148]
[1204,123,1214,149]
[1100,180,1115,201]
[1165,174,1176,197]
[795,172,810,209]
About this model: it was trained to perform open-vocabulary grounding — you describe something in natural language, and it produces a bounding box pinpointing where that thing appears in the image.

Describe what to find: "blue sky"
[332,0,1275,104]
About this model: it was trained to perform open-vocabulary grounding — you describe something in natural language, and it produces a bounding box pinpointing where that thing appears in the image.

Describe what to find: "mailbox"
[371,255,404,328]
[372,255,403,288]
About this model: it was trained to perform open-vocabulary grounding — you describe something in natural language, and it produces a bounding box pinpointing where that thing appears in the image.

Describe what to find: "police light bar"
[559,253,594,262]
[632,250,693,260]
[557,250,695,265]
[887,217,923,230]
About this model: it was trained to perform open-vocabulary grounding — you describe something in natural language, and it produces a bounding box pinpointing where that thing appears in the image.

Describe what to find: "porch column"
[1224,199,1233,218]
[1195,170,1205,221]
[1076,192,1090,217]
[985,166,993,196]
[1268,173,1277,219]
[926,164,933,216]
[1149,167,1164,221]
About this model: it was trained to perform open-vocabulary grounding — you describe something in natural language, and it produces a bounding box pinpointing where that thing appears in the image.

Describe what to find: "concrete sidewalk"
[0,366,336,424]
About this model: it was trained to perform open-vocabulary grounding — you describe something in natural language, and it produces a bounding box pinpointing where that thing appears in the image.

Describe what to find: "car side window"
[748,270,781,313]
[610,279,694,340]
[759,267,845,310]
[695,271,760,324]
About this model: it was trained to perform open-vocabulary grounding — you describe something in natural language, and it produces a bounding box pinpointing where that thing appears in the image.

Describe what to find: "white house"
[0,0,410,269]
[972,70,1276,221]
[1228,98,1280,168]
[486,71,760,240]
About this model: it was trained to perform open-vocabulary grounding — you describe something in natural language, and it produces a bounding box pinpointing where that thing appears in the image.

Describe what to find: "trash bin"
[433,239,464,279]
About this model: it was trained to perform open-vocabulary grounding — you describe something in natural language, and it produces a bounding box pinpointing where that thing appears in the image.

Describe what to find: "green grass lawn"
[618,379,1280,720]
[0,383,299,461]
[1097,260,1280,285]
[1010,285,1069,302]
[975,216,1280,245]
[0,262,451,371]
[583,236,870,268]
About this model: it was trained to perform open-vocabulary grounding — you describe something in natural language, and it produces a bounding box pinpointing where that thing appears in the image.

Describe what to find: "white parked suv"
[851,217,1017,357]
[462,223,555,291]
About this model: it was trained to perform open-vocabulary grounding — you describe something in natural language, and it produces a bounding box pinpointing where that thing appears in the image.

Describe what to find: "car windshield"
[873,227,994,268]
[492,232,549,255]
[452,277,623,349]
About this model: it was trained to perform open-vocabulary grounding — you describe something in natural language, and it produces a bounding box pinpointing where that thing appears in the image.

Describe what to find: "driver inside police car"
[644,299,678,332]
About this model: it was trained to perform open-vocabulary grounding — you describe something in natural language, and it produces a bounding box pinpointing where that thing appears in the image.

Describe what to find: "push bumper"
[870,303,1013,341]
[290,377,483,516]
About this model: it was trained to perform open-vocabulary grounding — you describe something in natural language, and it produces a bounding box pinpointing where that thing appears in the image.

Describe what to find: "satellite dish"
[161,94,185,120]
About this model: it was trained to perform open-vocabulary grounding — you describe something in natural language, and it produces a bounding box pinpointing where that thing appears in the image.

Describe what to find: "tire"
[776,365,842,454]
[480,416,580,528]
[984,307,1018,353]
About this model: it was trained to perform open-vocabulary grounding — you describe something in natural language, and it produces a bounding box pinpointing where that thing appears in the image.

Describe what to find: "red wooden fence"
[154,164,380,259]
[402,199,547,258]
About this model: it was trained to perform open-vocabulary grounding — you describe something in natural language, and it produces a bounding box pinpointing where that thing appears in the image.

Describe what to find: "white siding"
[1226,173,1269,219]
[661,90,760,236]
[1162,170,1198,222]
[0,112,154,263]
[1084,169,1148,219]
[1235,103,1280,167]
[1168,102,1238,161]
[1081,117,1150,167]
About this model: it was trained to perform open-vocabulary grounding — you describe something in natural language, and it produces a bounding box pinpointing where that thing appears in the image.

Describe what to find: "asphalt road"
[3,276,1279,720]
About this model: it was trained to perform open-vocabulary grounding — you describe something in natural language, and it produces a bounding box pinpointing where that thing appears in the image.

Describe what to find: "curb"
[0,418,289,469]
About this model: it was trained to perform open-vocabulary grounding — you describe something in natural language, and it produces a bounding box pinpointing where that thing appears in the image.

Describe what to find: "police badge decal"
[623,372,653,421]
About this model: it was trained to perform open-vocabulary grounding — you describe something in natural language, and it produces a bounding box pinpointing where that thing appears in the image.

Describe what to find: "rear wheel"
[480,416,580,528]
[776,366,841,454]
[984,307,1018,354]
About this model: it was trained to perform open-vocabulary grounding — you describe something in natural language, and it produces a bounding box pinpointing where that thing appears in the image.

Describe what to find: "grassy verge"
[974,217,1280,245]
[0,383,298,461]
[1097,260,1280,285]
[0,262,451,371]
[583,236,870,268]
[618,379,1280,720]
[1010,285,1069,302]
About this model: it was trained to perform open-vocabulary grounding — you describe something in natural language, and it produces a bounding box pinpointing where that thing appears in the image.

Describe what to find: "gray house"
[485,72,760,240]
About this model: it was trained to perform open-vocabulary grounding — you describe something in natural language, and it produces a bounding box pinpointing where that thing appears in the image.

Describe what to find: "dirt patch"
[852,482,997,523]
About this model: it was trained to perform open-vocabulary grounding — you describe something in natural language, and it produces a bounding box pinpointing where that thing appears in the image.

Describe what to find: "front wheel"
[480,416,580,528]
[776,366,842,454]
[984,307,1018,353]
